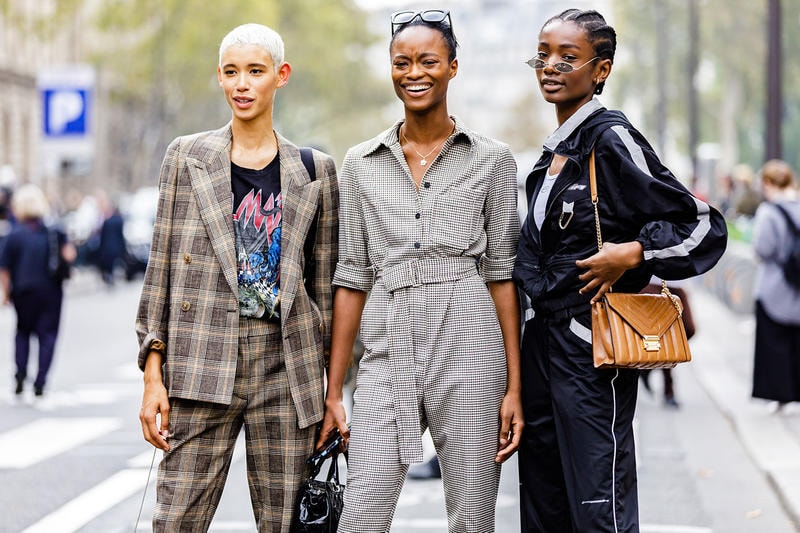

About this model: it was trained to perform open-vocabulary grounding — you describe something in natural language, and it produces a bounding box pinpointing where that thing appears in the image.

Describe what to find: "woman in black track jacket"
[513,9,728,532]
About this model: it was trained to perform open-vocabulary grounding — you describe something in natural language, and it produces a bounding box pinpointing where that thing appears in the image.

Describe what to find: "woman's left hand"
[315,399,350,453]
[575,241,644,303]
[495,389,523,463]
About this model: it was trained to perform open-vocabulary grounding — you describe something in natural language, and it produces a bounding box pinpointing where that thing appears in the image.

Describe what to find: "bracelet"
[149,339,166,355]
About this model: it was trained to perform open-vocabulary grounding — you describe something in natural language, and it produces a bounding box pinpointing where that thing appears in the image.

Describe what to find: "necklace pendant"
[420,158,427,166]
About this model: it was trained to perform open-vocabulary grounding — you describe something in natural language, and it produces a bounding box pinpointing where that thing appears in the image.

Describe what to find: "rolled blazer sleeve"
[136,138,180,370]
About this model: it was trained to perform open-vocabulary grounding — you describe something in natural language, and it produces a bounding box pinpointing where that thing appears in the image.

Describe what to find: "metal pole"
[766,0,782,160]
[655,1,667,157]
[687,0,699,181]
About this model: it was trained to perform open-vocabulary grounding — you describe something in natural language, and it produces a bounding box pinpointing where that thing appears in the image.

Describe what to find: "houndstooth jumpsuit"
[333,117,519,532]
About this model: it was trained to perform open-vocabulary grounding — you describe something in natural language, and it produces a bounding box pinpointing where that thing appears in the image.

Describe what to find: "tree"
[91,0,390,189]
[611,0,800,189]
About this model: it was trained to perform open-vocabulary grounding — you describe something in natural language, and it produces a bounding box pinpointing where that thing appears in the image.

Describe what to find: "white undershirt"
[532,170,560,230]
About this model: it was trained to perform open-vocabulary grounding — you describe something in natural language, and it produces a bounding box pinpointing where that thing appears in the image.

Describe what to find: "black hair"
[390,19,459,62]
[543,9,616,95]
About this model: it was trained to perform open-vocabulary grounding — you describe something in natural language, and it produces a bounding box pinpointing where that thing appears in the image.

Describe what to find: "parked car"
[121,187,158,280]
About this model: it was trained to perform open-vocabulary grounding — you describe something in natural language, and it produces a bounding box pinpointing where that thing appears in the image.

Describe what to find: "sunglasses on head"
[390,9,452,35]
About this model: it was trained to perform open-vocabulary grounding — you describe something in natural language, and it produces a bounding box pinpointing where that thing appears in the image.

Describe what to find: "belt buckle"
[409,261,421,287]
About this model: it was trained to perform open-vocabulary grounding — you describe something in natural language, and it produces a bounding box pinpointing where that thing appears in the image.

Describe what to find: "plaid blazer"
[136,124,339,429]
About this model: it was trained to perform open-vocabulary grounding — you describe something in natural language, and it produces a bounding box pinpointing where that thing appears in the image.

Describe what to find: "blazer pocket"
[282,311,323,357]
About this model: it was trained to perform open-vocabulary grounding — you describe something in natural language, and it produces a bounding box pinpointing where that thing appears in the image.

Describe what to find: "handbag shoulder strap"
[590,149,680,310]
[589,148,603,251]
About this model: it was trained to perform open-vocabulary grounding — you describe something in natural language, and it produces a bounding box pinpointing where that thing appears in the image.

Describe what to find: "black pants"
[519,306,640,532]
[13,287,63,390]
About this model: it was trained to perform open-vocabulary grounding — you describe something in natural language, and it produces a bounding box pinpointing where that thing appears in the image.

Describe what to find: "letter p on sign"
[43,88,89,136]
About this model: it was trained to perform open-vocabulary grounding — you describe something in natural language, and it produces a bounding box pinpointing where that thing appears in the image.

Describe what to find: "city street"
[0,267,798,532]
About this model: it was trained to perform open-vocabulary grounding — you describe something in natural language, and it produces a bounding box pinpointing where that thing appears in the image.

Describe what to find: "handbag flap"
[603,292,680,338]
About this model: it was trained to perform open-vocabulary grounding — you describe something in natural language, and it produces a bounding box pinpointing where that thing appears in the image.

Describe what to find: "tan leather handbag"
[588,149,692,369]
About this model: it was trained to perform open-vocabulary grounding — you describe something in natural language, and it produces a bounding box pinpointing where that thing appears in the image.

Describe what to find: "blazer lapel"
[186,124,239,295]
[278,134,321,320]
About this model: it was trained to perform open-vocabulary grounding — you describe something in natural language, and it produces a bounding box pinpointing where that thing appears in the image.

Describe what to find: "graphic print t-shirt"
[232,156,281,319]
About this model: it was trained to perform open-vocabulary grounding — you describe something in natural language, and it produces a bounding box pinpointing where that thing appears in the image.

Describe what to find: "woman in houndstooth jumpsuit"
[317,10,524,532]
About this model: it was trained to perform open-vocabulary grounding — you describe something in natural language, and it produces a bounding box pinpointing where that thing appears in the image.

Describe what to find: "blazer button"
[183,253,192,264]
[181,301,191,311]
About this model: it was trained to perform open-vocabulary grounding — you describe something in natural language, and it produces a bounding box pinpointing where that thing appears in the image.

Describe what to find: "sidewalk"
[691,246,800,529]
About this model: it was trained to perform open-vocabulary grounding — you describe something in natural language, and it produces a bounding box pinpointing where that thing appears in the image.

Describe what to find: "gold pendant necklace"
[402,129,446,167]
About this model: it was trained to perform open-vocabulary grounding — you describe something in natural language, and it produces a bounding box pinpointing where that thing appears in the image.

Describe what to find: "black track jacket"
[514,99,728,312]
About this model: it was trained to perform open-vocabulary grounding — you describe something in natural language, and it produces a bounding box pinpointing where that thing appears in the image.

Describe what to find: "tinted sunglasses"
[390,9,452,35]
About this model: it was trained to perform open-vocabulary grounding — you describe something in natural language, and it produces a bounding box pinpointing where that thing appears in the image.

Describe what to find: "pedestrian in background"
[639,277,697,409]
[0,183,76,397]
[513,9,727,531]
[136,23,338,531]
[0,166,19,263]
[95,193,126,286]
[751,159,800,412]
[318,9,523,532]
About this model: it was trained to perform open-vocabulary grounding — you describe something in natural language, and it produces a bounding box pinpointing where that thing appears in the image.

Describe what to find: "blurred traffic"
[36,185,158,285]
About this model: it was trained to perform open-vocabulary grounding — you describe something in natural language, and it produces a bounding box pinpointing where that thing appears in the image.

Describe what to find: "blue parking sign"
[42,88,90,137]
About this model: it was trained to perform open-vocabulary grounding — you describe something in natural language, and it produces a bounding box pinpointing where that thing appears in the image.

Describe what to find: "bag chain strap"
[589,148,681,317]
[588,149,604,252]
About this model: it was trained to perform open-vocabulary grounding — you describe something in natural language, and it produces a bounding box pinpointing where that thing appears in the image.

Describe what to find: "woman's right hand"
[139,350,171,451]
[315,398,350,452]
[139,380,171,452]
[576,240,644,303]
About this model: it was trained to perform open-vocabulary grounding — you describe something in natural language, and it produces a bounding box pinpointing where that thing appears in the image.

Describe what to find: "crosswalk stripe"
[0,417,121,469]
[17,431,250,532]
[21,469,147,533]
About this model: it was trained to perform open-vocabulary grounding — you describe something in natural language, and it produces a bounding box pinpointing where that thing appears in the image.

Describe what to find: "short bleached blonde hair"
[219,23,284,70]
[11,183,50,221]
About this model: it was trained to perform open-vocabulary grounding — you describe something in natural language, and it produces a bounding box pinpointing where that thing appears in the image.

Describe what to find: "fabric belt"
[378,256,479,464]
[380,257,478,293]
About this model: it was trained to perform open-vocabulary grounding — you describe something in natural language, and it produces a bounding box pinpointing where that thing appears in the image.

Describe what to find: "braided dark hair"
[390,19,459,62]
[543,9,616,95]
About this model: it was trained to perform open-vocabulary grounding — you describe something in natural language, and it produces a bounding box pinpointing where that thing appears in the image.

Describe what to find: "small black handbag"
[291,431,345,532]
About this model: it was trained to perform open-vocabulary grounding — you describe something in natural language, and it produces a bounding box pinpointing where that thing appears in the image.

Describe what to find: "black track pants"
[518,307,640,533]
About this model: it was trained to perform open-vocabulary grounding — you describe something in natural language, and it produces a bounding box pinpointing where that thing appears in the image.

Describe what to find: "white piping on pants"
[610,368,620,533]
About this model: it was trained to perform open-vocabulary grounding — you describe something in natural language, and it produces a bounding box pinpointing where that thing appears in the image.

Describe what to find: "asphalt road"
[0,270,796,532]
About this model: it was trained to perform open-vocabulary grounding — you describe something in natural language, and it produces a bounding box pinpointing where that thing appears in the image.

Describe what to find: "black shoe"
[640,370,653,395]
[408,456,441,480]
[664,396,680,409]
[34,385,44,397]
[14,377,24,395]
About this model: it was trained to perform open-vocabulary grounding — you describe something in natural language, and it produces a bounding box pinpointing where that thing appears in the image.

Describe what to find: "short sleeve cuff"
[332,262,375,292]
[479,254,516,282]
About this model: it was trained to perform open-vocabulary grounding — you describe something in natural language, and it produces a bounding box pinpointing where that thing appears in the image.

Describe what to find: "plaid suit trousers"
[152,318,315,532]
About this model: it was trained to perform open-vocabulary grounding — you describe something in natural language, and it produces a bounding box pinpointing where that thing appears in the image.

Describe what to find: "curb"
[691,287,800,529]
